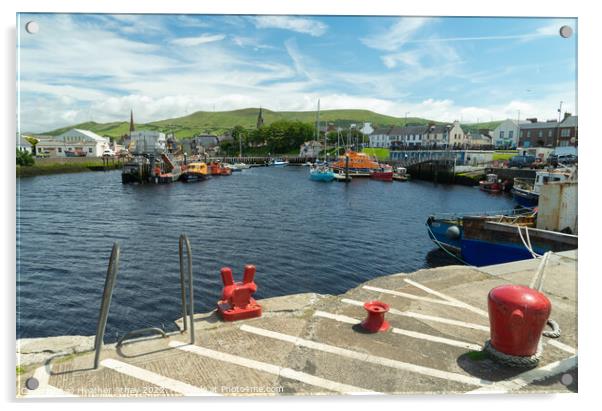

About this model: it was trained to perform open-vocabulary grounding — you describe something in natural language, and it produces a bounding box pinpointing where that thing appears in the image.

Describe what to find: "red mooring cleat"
[361,300,390,333]
[217,265,262,321]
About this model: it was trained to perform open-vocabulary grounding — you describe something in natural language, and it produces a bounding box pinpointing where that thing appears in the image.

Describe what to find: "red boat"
[209,161,232,176]
[479,174,502,193]
[370,165,394,181]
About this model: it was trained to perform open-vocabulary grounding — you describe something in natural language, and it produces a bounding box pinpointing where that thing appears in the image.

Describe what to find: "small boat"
[425,208,577,266]
[181,162,209,182]
[479,173,503,193]
[333,171,352,182]
[270,158,289,167]
[223,163,242,172]
[370,164,394,181]
[309,165,335,182]
[392,167,409,182]
[209,161,232,176]
[511,168,574,207]
[234,162,250,169]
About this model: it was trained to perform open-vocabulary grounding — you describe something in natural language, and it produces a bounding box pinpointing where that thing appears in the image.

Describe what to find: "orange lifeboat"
[331,151,380,173]
[209,161,232,176]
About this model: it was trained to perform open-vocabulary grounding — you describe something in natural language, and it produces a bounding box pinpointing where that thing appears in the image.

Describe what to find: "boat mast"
[315,99,321,162]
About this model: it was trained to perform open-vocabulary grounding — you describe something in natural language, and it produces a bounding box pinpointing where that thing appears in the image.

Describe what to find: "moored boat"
[209,161,232,176]
[511,168,574,207]
[270,158,289,167]
[479,173,503,193]
[392,166,409,181]
[370,164,394,181]
[331,151,380,175]
[309,164,335,182]
[181,162,209,182]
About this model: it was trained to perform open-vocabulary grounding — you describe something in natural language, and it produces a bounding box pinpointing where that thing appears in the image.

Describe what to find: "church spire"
[129,109,135,133]
[256,106,264,129]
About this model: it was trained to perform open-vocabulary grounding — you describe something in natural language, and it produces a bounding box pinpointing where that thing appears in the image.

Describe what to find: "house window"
[561,129,570,137]
[527,131,531,138]
[500,131,504,139]
[89,148,93,153]
[509,131,513,139]
[548,130,553,137]
[538,131,543,138]
[58,147,62,153]
[38,147,42,153]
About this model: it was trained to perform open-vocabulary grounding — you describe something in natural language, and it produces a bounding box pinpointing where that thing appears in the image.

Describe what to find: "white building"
[492,119,521,149]
[35,129,110,157]
[299,140,323,158]
[17,134,33,153]
[369,127,392,148]
[129,130,166,154]
[448,121,466,147]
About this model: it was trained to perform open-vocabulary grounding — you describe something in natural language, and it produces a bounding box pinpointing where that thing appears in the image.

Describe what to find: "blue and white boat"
[511,168,574,207]
[270,158,289,167]
[309,165,335,182]
[425,208,577,266]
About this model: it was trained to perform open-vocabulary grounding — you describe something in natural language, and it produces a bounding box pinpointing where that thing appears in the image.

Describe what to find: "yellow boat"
[181,162,208,182]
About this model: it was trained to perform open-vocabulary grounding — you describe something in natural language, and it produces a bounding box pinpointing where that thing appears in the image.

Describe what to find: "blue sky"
[17,14,577,132]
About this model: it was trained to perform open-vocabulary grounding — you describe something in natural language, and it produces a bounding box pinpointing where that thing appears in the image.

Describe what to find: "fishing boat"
[370,164,394,181]
[511,168,574,207]
[479,173,503,193]
[425,208,577,266]
[223,163,242,172]
[333,171,352,182]
[331,151,380,176]
[270,158,289,167]
[181,162,209,182]
[209,161,232,176]
[392,167,409,181]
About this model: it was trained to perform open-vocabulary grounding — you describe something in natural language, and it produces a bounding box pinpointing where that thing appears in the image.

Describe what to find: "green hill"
[40,107,501,139]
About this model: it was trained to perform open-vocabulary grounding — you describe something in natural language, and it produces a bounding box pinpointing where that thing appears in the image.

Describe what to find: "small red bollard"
[217,264,262,322]
[360,301,390,333]
[488,285,551,356]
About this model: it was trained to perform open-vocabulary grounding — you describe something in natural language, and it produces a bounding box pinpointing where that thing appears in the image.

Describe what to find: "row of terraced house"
[368,113,578,150]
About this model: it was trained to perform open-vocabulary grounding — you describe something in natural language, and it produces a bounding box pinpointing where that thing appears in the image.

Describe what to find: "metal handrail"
[93,242,120,369]
[117,327,168,347]
[179,234,195,344]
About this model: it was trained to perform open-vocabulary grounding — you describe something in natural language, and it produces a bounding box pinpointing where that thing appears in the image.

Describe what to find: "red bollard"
[360,301,390,333]
[488,285,551,356]
[217,264,262,322]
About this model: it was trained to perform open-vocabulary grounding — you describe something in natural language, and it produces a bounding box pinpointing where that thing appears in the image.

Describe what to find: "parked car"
[549,154,577,166]
[508,155,536,168]
[102,149,115,157]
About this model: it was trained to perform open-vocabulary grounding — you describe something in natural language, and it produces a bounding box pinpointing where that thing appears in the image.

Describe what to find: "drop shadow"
[456,351,527,382]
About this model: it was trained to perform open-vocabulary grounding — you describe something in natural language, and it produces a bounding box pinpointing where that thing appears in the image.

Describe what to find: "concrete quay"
[16,250,577,397]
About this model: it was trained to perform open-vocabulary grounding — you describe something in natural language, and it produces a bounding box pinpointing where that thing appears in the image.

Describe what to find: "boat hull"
[370,171,393,181]
[309,171,335,182]
[511,187,539,207]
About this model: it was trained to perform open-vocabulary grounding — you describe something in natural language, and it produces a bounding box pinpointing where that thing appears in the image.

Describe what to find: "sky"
[16,13,577,132]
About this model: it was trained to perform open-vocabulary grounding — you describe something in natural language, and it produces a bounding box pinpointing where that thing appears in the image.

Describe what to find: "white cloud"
[360,17,432,52]
[252,16,327,37]
[171,34,226,46]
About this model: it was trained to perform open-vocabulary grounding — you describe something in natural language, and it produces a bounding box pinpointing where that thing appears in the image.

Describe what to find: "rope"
[517,225,541,259]
[483,340,542,368]
[425,223,473,266]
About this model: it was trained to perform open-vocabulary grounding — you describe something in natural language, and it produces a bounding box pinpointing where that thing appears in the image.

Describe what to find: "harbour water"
[16,167,515,340]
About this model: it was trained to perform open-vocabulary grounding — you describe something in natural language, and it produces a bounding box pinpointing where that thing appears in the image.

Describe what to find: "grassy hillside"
[40,107,502,140]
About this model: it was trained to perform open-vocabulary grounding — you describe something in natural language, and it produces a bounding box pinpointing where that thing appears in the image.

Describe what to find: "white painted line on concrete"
[467,355,577,394]
[546,339,577,355]
[400,311,490,332]
[341,298,490,332]
[101,358,217,396]
[240,324,493,387]
[314,310,483,351]
[169,341,380,395]
[20,365,78,398]
[363,285,464,308]
[403,279,489,317]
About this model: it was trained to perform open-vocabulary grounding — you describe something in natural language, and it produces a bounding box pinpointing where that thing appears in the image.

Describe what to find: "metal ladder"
[93,234,195,369]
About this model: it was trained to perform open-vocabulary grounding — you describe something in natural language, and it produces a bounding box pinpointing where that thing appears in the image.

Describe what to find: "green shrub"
[16,149,35,166]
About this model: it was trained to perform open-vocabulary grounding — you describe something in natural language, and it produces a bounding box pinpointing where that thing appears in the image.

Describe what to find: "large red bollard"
[488,285,551,356]
[217,264,262,322]
[360,301,390,333]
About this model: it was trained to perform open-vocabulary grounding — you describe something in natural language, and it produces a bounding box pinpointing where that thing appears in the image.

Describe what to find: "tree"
[24,136,39,156]
[16,148,35,166]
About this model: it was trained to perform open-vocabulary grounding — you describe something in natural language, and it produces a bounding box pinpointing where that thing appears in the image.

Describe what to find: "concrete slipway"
[16,250,577,398]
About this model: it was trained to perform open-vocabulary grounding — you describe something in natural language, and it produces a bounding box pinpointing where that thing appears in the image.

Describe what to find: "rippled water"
[16,167,515,340]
